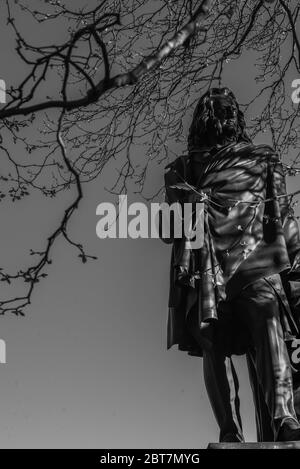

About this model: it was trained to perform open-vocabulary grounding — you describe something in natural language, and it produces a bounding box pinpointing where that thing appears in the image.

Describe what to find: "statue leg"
[295,385,300,420]
[246,352,274,442]
[233,275,300,439]
[186,307,244,442]
[202,347,244,442]
[293,372,300,421]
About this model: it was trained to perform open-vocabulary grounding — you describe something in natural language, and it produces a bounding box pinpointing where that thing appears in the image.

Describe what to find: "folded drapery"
[161,141,300,357]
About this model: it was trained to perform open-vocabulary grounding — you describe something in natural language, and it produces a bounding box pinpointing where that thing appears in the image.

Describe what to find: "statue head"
[188,87,252,152]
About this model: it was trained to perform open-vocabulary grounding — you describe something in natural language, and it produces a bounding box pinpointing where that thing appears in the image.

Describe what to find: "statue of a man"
[160,87,300,443]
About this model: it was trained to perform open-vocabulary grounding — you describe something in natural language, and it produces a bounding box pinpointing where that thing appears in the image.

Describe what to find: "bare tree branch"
[0,0,299,315]
[1,0,214,119]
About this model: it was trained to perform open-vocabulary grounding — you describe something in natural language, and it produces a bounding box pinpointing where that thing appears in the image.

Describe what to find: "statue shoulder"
[251,143,279,160]
[164,154,190,177]
[237,143,280,166]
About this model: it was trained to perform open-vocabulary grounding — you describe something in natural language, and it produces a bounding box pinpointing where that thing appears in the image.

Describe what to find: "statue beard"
[213,118,238,146]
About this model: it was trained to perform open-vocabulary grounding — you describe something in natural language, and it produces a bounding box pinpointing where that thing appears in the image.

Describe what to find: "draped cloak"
[160,142,300,358]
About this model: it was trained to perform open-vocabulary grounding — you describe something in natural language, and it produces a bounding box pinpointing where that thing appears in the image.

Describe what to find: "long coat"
[160,142,300,358]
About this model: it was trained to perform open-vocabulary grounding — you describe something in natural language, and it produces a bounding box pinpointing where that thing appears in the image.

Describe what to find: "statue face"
[211,95,239,142]
[188,87,251,152]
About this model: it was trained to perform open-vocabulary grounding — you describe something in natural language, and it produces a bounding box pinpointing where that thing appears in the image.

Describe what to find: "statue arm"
[273,157,300,269]
[158,164,185,244]
[158,159,191,244]
[158,156,205,245]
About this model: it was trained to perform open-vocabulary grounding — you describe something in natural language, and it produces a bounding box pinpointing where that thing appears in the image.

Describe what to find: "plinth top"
[208,442,300,449]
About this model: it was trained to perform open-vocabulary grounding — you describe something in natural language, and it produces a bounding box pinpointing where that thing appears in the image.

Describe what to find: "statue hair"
[187,87,252,152]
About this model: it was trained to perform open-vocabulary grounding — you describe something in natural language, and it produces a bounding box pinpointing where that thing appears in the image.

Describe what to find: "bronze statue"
[160,87,300,443]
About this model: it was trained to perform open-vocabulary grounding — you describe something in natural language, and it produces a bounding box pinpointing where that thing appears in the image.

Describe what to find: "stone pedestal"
[208,442,300,449]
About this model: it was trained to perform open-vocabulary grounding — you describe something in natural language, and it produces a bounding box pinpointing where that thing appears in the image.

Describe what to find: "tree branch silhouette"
[0,0,299,315]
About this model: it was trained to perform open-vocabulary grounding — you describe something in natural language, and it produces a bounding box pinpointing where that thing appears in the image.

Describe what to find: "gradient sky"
[0,2,299,449]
